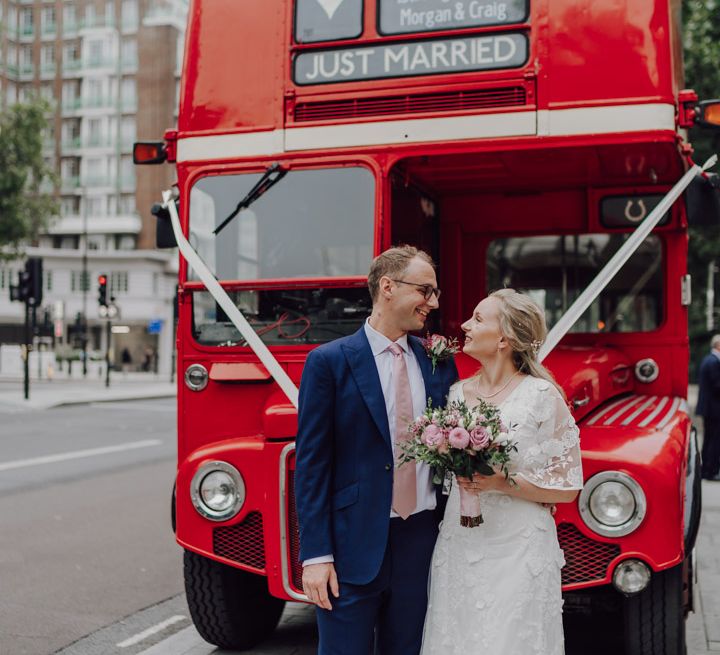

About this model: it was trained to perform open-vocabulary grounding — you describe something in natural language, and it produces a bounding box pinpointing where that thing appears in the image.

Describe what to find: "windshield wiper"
[213,162,287,235]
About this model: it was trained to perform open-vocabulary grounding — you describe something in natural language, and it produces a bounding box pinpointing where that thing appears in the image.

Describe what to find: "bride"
[421,289,583,655]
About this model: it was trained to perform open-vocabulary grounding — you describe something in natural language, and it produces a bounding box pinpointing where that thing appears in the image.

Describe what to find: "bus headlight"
[191,461,245,521]
[613,559,651,595]
[579,471,646,537]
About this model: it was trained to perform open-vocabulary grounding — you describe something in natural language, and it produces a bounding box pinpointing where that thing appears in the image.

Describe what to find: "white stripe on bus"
[176,103,676,162]
[603,396,646,426]
[620,395,658,426]
[655,397,682,429]
[637,396,670,428]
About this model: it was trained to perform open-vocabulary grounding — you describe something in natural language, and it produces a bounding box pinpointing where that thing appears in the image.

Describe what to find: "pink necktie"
[388,342,417,519]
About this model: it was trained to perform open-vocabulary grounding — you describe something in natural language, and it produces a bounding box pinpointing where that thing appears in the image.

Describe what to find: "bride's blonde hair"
[487,288,565,399]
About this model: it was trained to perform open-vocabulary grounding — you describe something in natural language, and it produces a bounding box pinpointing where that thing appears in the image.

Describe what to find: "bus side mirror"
[696,100,720,130]
[686,173,720,227]
[151,203,178,248]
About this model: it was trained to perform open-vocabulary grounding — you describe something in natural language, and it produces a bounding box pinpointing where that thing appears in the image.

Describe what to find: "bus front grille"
[558,523,620,586]
[213,511,266,572]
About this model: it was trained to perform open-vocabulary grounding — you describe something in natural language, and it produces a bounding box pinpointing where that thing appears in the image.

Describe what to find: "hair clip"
[531,339,543,356]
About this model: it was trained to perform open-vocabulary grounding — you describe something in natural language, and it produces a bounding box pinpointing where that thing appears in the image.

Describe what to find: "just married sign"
[293,32,528,84]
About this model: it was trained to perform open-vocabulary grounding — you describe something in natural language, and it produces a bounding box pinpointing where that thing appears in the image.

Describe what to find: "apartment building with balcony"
[0,0,187,376]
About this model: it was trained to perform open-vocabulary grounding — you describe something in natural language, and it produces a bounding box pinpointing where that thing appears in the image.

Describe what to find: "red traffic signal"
[98,274,108,307]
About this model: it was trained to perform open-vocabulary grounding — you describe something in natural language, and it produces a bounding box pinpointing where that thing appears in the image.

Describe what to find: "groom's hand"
[303,563,339,610]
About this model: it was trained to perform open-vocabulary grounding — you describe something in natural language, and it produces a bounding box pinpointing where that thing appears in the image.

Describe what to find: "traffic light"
[9,258,42,306]
[98,274,108,307]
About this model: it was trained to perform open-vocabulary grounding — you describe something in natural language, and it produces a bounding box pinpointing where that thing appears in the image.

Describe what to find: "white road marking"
[0,439,163,472]
[117,615,188,648]
[89,401,176,412]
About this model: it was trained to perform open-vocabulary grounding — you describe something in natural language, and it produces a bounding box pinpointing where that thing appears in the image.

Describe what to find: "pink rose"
[469,426,491,451]
[431,334,446,346]
[448,427,470,449]
[423,424,445,450]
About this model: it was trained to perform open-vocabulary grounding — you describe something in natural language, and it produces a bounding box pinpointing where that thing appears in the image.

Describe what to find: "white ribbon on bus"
[539,154,717,362]
[162,154,716,407]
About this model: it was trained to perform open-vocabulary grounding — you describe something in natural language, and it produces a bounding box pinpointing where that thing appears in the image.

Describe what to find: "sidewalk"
[689,480,720,654]
[0,371,176,410]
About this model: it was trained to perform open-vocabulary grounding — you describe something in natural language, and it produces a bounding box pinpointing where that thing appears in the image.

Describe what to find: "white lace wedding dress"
[421,375,583,655]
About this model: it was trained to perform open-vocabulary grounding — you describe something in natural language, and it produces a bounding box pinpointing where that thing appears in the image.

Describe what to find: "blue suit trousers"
[316,510,438,655]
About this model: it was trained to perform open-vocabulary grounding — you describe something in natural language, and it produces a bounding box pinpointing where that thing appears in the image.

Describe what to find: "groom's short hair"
[368,245,435,302]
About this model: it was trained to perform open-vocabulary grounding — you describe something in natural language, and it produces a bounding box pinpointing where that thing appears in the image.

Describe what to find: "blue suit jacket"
[697,353,720,421]
[294,327,458,585]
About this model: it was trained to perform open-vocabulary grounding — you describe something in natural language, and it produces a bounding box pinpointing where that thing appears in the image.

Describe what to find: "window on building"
[87,235,103,250]
[45,270,53,292]
[19,45,33,69]
[61,196,80,216]
[85,78,103,104]
[121,0,138,28]
[41,45,56,73]
[121,78,136,109]
[64,42,80,66]
[63,5,76,30]
[121,117,135,146]
[18,85,31,103]
[110,271,129,292]
[87,118,102,145]
[88,39,104,65]
[42,6,56,33]
[105,0,115,25]
[119,194,136,215]
[121,38,137,67]
[40,83,54,102]
[71,270,90,292]
[86,196,105,216]
[19,7,33,34]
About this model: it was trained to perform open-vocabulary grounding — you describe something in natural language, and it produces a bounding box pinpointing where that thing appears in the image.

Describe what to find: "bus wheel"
[184,549,285,650]
[623,562,686,655]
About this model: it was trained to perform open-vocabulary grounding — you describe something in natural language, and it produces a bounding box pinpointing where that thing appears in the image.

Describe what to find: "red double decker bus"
[136,0,720,652]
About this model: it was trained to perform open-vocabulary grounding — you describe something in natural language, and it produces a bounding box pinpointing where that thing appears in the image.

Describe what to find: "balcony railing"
[19,25,34,38]
[61,137,81,149]
[19,63,34,78]
[83,175,112,187]
[61,97,82,111]
[79,16,115,30]
[61,176,81,190]
[41,22,57,36]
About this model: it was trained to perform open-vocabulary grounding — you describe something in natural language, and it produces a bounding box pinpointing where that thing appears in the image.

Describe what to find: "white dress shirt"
[303,320,436,567]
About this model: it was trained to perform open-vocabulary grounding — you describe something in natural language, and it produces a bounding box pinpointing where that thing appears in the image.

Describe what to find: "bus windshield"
[188,166,375,281]
[486,234,663,333]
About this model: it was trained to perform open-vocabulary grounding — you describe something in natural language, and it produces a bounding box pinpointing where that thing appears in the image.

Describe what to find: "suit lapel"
[342,328,392,448]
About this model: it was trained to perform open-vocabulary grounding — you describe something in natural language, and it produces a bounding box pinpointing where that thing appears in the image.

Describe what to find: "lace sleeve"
[518,383,583,490]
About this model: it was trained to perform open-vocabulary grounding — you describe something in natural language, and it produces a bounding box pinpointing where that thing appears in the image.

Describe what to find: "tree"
[0,99,58,255]
[683,0,720,378]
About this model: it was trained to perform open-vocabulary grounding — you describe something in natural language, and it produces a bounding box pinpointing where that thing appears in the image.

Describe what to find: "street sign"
[147,319,164,334]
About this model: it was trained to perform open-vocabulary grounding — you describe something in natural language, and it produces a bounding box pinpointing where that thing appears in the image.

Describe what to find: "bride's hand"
[457,472,504,493]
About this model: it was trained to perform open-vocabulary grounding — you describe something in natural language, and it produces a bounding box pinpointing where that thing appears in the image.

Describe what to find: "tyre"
[184,549,285,650]
[624,562,686,655]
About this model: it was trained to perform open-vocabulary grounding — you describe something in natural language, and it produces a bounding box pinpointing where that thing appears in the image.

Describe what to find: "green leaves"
[0,99,58,255]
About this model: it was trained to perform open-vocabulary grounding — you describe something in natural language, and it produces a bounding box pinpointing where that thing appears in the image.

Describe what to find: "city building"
[0,0,187,377]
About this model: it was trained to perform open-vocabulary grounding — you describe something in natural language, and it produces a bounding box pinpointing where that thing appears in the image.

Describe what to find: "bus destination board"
[379,0,529,35]
[294,32,528,85]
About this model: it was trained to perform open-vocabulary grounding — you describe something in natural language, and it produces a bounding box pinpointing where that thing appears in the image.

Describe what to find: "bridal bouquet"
[400,398,517,527]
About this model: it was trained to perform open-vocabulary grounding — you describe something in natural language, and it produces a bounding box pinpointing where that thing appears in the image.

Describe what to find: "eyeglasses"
[391,279,442,300]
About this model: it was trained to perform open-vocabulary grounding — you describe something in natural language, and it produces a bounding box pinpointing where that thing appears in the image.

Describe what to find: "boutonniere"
[422,333,460,373]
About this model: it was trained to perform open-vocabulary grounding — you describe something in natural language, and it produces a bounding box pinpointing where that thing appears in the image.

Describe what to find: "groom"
[295,245,458,654]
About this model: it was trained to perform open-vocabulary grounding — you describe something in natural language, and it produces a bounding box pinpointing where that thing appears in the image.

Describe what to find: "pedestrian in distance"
[121,347,132,375]
[696,334,720,481]
[294,245,458,655]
